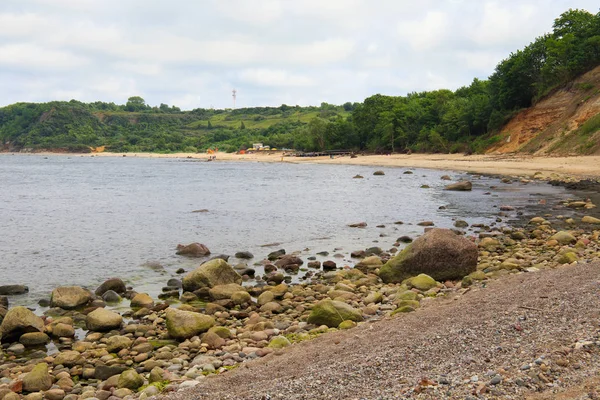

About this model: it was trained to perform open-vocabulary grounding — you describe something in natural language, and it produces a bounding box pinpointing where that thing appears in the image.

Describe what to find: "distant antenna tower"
[232,89,237,109]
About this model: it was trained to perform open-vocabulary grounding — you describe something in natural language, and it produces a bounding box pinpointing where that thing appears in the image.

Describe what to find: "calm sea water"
[0,154,578,306]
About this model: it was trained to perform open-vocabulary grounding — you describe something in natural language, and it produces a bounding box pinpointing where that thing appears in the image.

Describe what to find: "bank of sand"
[88,152,600,180]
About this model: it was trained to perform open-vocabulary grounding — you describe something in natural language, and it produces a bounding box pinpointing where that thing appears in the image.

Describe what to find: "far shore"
[4,151,600,180]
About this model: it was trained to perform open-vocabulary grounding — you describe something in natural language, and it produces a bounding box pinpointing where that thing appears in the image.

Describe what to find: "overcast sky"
[0,1,598,109]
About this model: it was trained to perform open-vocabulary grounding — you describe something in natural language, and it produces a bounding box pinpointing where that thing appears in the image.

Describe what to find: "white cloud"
[0,44,88,69]
[397,11,450,50]
[238,69,315,87]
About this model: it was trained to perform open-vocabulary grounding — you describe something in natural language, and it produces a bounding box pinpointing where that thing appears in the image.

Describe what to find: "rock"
[454,220,469,228]
[19,332,50,346]
[95,365,128,380]
[106,335,132,352]
[257,291,275,306]
[268,336,291,349]
[231,291,251,305]
[582,216,600,224]
[45,389,65,400]
[440,175,451,180]
[307,300,363,328]
[363,292,383,305]
[444,181,472,191]
[373,170,385,176]
[85,308,123,331]
[275,255,304,269]
[0,296,7,308]
[200,331,225,349]
[182,259,242,292]
[260,302,282,313]
[0,285,29,295]
[379,228,477,283]
[101,290,122,303]
[95,278,126,296]
[558,252,579,264]
[130,293,154,308]
[550,231,577,245]
[267,249,286,261]
[50,286,92,309]
[165,308,215,340]
[417,221,434,226]
[117,370,144,390]
[0,306,44,343]
[51,323,75,338]
[397,236,413,243]
[208,284,245,300]
[353,174,363,179]
[53,350,83,367]
[322,260,337,271]
[22,363,53,392]
[348,222,367,228]
[235,251,254,259]
[176,242,211,257]
[406,274,437,291]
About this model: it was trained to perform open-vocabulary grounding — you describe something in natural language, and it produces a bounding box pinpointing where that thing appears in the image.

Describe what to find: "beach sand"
[87,151,600,180]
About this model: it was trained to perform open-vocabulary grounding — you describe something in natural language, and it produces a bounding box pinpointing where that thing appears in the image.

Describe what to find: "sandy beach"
[84,152,600,180]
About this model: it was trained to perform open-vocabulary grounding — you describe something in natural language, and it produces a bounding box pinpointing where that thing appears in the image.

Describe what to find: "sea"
[0,154,587,307]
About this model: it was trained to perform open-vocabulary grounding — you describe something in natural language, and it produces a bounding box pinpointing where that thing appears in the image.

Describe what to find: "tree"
[126,96,147,112]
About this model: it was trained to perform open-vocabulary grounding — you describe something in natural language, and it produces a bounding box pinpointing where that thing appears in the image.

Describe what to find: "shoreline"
[5,151,600,181]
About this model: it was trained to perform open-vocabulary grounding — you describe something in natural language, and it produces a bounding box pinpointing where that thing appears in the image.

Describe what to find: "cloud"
[0,0,599,108]
[238,69,315,87]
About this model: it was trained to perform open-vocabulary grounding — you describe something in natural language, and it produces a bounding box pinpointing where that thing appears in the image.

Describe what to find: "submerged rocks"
[85,308,123,331]
[379,228,477,283]
[50,286,92,309]
[0,285,29,296]
[182,259,242,292]
[176,242,211,257]
[165,308,215,340]
[444,181,472,191]
[307,300,363,328]
[0,306,44,343]
[348,222,367,228]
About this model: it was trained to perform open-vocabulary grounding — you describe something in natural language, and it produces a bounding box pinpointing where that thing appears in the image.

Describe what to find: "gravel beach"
[163,261,600,400]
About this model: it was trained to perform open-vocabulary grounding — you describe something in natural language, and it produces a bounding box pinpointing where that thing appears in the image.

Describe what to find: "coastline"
[7,151,600,180]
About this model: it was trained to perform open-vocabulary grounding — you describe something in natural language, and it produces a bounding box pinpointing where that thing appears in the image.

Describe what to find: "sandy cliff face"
[488,66,600,155]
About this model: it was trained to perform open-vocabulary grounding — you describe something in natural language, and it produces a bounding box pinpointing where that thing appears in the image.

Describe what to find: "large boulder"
[307,300,363,328]
[50,286,92,309]
[165,308,214,340]
[444,181,472,191]
[0,306,44,343]
[182,259,242,292]
[0,285,29,295]
[95,278,127,296]
[379,228,477,283]
[86,308,123,331]
[176,243,211,257]
[22,363,53,392]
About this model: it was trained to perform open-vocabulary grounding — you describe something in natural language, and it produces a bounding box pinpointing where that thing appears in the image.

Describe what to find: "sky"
[0,1,598,110]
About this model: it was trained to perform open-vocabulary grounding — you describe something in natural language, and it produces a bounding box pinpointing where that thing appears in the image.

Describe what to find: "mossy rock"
[391,306,416,315]
[118,370,144,390]
[405,274,437,291]
[558,252,578,264]
[395,300,420,309]
[550,231,576,245]
[338,320,357,330]
[165,308,214,340]
[468,270,487,281]
[395,290,418,301]
[379,229,477,283]
[22,363,52,392]
[268,335,291,349]
[207,326,232,339]
[307,300,363,328]
[182,259,242,292]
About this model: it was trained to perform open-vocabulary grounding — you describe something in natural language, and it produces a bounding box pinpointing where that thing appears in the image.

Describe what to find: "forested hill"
[1,9,599,155]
